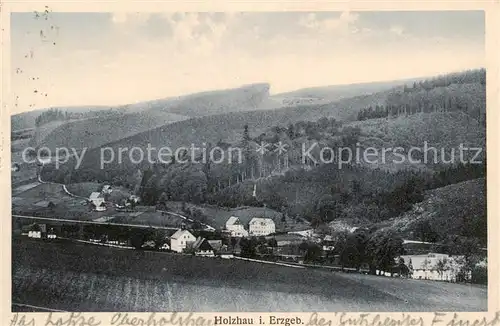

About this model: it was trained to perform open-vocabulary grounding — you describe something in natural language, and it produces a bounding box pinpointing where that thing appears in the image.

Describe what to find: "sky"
[10,11,485,113]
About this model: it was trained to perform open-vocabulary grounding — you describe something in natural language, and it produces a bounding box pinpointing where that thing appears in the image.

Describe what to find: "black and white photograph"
[8,9,489,313]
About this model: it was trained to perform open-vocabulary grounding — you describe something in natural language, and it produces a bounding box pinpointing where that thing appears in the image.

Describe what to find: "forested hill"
[18,69,484,154]
[14,83,275,152]
[68,68,485,165]
[39,68,486,245]
[357,69,486,123]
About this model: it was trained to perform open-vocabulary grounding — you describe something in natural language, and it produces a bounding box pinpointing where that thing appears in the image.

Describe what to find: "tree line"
[34,107,119,127]
[355,68,486,122]
[35,108,67,127]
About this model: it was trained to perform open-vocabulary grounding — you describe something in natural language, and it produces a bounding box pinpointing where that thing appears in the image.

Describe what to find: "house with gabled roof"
[208,240,223,252]
[225,216,249,237]
[170,229,196,253]
[192,237,215,257]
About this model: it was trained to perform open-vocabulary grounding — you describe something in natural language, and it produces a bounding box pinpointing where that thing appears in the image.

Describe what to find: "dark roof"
[208,240,223,251]
[193,237,214,251]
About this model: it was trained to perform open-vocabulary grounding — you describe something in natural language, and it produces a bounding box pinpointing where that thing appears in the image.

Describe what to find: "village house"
[89,192,106,211]
[400,253,467,282]
[170,229,196,253]
[225,216,249,237]
[192,237,215,257]
[249,217,276,236]
[208,240,223,252]
[208,240,234,259]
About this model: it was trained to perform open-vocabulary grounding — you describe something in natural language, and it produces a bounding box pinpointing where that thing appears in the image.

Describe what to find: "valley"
[10,68,488,312]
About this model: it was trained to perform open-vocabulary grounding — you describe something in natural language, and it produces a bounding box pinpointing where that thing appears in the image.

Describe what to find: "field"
[12,237,487,312]
[65,182,102,197]
[10,153,39,187]
[11,183,184,228]
[11,183,86,217]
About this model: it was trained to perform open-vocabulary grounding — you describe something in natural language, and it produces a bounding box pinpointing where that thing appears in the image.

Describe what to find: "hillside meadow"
[12,237,487,312]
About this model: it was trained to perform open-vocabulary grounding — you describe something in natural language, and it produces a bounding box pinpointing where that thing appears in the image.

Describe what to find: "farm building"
[225,216,249,237]
[192,237,215,257]
[400,253,468,282]
[170,229,196,253]
[249,217,276,236]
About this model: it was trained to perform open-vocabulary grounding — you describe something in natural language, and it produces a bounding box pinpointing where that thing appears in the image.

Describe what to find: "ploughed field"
[12,237,487,312]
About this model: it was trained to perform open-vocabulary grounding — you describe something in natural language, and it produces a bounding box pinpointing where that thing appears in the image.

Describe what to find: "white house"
[400,253,467,282]
[170,229,196,253]
[249,217,276,236]
[225,216,249,237]
[89,192,106,211]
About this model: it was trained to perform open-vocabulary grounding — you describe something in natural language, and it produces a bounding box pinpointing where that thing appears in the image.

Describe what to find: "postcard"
[1,1,498,325]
